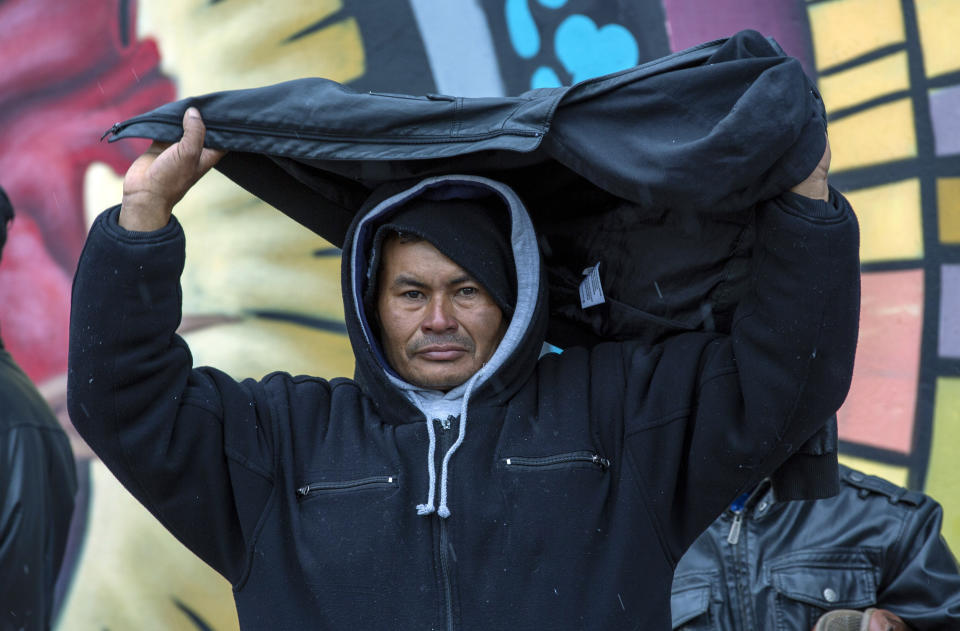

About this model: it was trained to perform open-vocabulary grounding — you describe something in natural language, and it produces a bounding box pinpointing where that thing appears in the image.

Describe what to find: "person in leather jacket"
[671,464,960,630]
[0,186,78,630]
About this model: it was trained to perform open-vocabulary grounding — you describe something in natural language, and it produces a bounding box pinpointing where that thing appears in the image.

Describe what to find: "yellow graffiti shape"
[938,178,960,244]
[138,0,364,95]
[809,0,905,71]
[829,98,917,172]
[818,52,909,114]
[844,178,924,263]
[925,378,960,555]
[915,0,960,78]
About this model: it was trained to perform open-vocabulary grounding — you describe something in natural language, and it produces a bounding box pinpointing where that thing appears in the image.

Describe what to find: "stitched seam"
[234,383,283,591]
[624,408,689,438]
[225,445,273,482]
[624,447,675,566]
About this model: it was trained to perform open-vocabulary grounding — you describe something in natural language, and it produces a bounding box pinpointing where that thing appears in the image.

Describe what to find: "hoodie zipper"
[104,115,543,145]
[296,475,397,498]
[503,451,611,470]
[435,417,457,631]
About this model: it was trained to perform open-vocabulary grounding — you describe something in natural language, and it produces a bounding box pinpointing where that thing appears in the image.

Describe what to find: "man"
[0,186,77,630]
[670,465,960,631]
[67,105,858,629]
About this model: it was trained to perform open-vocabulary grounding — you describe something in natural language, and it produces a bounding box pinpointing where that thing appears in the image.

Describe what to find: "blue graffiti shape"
[555,15,639,83]
[531,66,563,89]
[506,0,539,59]
[536,0,567,8]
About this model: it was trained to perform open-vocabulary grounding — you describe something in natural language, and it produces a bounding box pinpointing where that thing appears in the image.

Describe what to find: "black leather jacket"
[671,465,960,630]
[0,344,77,629]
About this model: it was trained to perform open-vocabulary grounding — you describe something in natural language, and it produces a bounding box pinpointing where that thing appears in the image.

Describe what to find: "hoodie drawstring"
[437,374,478,518]
[416,372,479,518]
[415,416,439,516]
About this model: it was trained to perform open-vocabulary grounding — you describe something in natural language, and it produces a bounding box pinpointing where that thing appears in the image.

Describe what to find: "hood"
[340,174,548,518]
[340,174,548,423]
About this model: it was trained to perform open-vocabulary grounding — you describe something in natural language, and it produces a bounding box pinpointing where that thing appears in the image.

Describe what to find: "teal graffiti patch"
[531,66,562,89]
[555,14,639,83]
[506,0,540,59]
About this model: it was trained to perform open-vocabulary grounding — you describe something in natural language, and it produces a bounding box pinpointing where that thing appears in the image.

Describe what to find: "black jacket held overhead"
[103,30,844,497]
[69,31,861,630]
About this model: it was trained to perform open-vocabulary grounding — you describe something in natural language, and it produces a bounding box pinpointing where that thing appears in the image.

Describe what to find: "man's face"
[376,235,507,391]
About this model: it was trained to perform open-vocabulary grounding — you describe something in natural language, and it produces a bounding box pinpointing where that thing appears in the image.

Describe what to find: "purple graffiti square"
[941,264,960,358]
[930,85,960,157]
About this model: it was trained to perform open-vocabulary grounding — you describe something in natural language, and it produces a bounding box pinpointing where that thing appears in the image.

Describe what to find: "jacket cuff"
[771,451,840,501]
[777,186,847,221]
[98,204,183,244]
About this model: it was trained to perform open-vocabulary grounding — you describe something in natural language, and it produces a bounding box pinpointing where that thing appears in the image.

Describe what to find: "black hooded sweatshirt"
[68,168,858,629]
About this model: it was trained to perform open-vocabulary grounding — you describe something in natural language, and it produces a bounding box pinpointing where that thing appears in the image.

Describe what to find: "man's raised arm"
[67,111,273,583]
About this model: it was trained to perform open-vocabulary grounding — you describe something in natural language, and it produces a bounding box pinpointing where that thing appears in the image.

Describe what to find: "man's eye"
[459,287,477,296]
[403,290,423,300]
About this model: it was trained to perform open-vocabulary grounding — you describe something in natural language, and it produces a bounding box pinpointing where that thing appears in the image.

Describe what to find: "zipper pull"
[296,485,310,497]
[438,415,454,431]
[100,122,122,141]
[592,454,611,469]
[727,511,743,545]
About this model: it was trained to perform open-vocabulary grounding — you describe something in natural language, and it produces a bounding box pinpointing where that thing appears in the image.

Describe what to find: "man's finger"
[198,147,227,174]
[179,107,207,161]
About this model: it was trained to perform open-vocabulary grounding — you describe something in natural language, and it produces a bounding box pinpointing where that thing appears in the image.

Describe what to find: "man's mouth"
[416,345,468,361]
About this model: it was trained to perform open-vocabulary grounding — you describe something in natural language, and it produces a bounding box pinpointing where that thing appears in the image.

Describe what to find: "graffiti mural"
[0,0,956,627]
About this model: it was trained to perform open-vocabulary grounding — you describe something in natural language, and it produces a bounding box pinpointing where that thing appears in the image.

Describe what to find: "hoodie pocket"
[497,449,611,557]
[502,450,610,471]
[296,475,399,500]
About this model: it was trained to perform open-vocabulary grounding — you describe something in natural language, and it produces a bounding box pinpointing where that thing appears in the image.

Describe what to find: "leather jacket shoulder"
[671,466,960,630]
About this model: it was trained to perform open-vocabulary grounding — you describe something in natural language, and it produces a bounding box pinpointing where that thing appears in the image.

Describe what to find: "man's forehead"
[381,237,473,283]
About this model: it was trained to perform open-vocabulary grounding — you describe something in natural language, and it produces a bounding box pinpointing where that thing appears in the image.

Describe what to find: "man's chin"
[406,367,472,392]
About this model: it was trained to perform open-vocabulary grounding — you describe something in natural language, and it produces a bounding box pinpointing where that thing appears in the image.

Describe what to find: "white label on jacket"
[579,262,605,309]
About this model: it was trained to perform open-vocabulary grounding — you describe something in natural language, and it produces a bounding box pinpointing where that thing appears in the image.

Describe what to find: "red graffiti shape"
[0,0,175,383]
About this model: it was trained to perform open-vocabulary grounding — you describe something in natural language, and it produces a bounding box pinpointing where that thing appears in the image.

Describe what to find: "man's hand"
[790,135,831,201]
[813,607,911,631]
[118,107,226,231]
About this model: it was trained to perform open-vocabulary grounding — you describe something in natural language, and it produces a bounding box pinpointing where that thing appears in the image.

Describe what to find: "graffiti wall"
[0,0,956,627]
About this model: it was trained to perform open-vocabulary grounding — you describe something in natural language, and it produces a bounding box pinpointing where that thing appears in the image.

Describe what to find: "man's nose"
[421,297,457,332]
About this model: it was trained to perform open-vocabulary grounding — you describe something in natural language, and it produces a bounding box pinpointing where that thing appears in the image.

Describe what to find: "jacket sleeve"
[879,498,960,629]
[620,186,860,562]
[67,206,276,584]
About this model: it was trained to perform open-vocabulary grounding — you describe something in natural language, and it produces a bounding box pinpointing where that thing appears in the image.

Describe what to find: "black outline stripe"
[899,0,938,490]
[118,0,131,48]
[839,440,913,468]
[284,9,347,44]
[929,71,960,89]
[859,260,923,273]
[251,310,348,335]
[173,598,215,631]
[819,43,908,77]
[828,91,912,122]
[52,458,91,625]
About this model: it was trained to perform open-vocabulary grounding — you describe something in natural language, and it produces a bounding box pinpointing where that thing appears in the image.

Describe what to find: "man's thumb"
[180,107,206,157]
